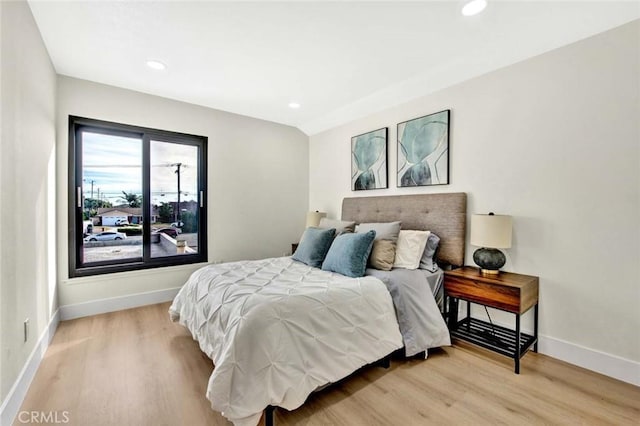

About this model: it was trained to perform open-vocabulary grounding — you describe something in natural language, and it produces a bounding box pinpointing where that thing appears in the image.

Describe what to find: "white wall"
[0,0,58,404]
[56,77,308,306]
[310,21,640,367]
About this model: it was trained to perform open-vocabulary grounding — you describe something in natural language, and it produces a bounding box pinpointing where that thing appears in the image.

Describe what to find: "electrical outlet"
[24,318,29,343]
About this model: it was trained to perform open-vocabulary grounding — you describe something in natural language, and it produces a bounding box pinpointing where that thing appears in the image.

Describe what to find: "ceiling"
[28,1,639,135]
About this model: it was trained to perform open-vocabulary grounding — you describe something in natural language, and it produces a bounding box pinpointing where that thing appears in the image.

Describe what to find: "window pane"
[82,131,143,263]
[150,140,199,258]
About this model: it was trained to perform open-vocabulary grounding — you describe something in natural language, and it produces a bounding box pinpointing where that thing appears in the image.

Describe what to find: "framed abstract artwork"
[351,127,388,191]
[397,109,450,187]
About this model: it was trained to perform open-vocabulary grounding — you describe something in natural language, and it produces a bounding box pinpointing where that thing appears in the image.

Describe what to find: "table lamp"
[305,211,327,228]
[470,213,512,274]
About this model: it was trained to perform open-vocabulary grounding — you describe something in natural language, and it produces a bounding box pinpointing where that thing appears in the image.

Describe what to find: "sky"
[82,132,198,206]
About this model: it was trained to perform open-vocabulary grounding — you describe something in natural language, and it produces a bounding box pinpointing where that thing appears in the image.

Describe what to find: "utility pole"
[83,179,95,199]
[171,163,182,223]
[83,179,95,218]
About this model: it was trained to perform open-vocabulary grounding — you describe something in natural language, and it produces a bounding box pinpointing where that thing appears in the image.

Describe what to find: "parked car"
[84,231,127,242]
[170,221,183,228]
[154,228,178,238]
[115,219,130,226]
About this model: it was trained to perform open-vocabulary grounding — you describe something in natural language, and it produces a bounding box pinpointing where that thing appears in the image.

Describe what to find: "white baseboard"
[0,309,60,426]
[538,335,640,387]
[60,287,181,321]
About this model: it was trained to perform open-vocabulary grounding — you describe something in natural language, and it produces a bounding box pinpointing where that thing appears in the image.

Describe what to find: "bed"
[169,192,466,425]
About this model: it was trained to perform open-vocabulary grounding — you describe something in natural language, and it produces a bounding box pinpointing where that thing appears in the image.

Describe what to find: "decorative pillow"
[355,221,401,242]
[368,239,396,271]
[292,227,336,268]
[419,232,441,272]
[322,230,376,278]
[393,230,430,270]
[318,218,356,235]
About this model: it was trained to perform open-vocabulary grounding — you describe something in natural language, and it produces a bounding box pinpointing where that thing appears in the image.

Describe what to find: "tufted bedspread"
[169,257,403,426]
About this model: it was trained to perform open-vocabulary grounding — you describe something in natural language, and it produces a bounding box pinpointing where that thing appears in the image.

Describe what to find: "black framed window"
[68,116,207,277]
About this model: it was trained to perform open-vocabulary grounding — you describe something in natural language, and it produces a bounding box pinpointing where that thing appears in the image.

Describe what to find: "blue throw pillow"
[321,230,376,278]
[292,227,336,268]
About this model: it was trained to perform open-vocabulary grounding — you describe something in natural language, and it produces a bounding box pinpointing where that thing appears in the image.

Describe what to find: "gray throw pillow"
[321,230,376,278]
[318,218,356,235]
[419,232,441,272]
[292,227,336,268]
[355,221,401,242]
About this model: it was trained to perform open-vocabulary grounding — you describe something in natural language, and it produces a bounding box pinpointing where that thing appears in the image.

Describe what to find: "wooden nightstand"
[444,266,539,374]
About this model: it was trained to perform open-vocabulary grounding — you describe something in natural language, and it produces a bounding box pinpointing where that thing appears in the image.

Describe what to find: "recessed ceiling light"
[462,0,487,16]
[146,60,166,71]
[288,102,301,109]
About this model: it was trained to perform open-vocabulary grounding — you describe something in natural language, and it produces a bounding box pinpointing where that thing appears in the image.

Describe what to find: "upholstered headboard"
[341,193,467,267]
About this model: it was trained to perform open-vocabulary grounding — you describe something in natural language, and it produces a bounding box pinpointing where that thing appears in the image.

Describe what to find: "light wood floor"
[18,302,639,425]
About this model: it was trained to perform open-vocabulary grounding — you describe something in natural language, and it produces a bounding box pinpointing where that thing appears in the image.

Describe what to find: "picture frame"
[351,127,388,191]
[397,109,450,187]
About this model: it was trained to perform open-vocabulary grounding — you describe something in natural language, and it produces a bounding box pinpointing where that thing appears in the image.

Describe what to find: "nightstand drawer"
[444,276,521,313]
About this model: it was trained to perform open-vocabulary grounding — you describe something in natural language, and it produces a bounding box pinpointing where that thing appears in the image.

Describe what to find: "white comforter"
[169,257,403,426]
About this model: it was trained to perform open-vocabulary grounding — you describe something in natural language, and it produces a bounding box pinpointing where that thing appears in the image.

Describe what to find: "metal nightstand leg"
[534,304,539,352]
[515,314,521,374]
[448,296,459,329]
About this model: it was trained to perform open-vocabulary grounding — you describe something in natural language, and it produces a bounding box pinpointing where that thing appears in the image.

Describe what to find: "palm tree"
[120,191,141,208]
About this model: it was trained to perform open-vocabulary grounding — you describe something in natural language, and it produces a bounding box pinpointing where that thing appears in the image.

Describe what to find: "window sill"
[62,260,209,286]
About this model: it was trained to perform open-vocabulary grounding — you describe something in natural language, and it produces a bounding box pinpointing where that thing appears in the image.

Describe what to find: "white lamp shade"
[470,214,512,249]
[305,211,327,228]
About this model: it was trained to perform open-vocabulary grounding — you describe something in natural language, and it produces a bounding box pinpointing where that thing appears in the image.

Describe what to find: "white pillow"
[393,230,431,269]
